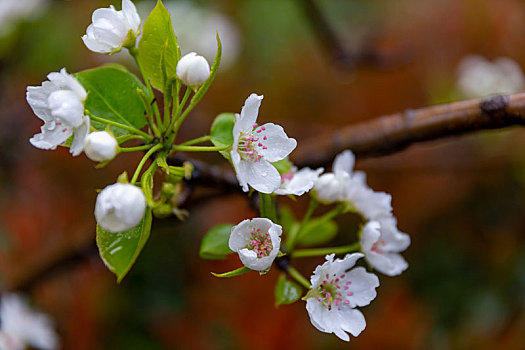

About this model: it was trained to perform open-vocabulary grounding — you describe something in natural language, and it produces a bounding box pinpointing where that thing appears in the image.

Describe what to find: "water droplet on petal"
[261,172,267,177]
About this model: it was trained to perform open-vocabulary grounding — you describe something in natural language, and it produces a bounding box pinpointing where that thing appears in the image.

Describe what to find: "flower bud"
[95,183,146,232]
[84,131,118,162]
[176,52,210,88]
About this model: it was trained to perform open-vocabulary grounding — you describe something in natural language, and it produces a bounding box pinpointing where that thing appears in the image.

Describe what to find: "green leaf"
[274,273,302,306]
[211,266,251,278]
[210,113,235,160]
[141,166,156,208]
[272,158,293,175]
[296,218,338,247]
[138,0,179,91]
[96,209,152,283]
[200,223,234,260]
[76,65,149,136]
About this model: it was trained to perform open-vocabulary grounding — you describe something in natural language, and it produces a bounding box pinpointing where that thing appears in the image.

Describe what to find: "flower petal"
[70,116,89,156]
[122,0,140,33]
[256,123,297,162]
[237,159,281,194]
[345,267,379,307]
[29,124,72,151]
[360,221,381,252]
[239,94,263,131]
[333,150,355,177]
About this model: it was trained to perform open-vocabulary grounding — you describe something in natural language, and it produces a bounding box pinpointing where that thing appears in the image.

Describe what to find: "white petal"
[333,150,355,177]
[26,83,56,123]
[256,123,297,162]
[336,308,366,338]
[122,0,141,33]
[29,124,72,150]
[70,117,89,156]
[239,94,263,131]
[238,248,275,271]
[378,216,411,252]
[368,252,408,276]
[237,159,281,194]
[345,267,379,307]
[47,90,84,127]
[228,219,253,251]
[82,32,113,53]
[360,221,381,252]
[274,167,323,196]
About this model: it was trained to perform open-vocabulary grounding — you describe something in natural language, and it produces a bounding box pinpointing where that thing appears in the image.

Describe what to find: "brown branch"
[293,94,525,168]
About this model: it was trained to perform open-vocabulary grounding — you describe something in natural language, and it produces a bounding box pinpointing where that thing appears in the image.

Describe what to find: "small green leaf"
[96,209,153,283]
[272,158,293,175]
[210,113,235,160]
[76,66,149,136]
[138,0,180,91]
[211,266,251,278]
[200,223,234,260]
[296,219,338,247]
[141,166,156,208]
[275,273,302,306]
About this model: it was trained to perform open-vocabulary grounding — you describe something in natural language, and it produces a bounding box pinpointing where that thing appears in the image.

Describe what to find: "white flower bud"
[176,52,210,88]
[82,0,141,54]
[84,131,118,162]
[95,183,146,233]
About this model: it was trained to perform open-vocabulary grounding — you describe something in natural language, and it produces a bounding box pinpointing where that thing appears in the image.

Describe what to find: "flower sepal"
[211,266,252,278]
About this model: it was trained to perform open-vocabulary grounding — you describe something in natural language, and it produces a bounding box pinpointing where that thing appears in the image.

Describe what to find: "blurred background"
[1,0,525,349]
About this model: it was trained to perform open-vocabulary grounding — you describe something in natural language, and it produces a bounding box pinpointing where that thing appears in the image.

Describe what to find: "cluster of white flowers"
[0,294,59,350]
[227,94,411,340]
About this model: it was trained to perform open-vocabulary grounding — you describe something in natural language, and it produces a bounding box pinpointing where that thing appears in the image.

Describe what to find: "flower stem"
[120,145,152,152]
[128,46,163,133]
[170,145,229,152]
[179,135,211,146]
[168,87,192,136]
[259,193,277,222]
[130,143,163,185]
[116,134,148,144]
[287,266,311,289]
[287,199,318,251]
[290,243,361,259]
[87,112,153,141]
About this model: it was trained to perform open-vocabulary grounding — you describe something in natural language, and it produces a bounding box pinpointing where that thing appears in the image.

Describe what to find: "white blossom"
[82,0,141,54]
[0,293,59,350]
[228,218,282,271]
[84,131,118,162]
[312,150,365,203]
[176,52,211,88]
[95,183,146,233]
[231,94,297,193]
[27,68,89,156]
[360,219,410,276]
[274,166,323,196]
[305,253,379,342]
[457,55,525,98]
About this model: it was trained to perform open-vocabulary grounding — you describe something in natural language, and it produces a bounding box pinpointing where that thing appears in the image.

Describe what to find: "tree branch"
[293,93,525,167]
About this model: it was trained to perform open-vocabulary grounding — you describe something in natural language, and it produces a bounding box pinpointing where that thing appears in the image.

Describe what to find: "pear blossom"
[360,219,410,276]
[346,179,392,220]
[176,52,211,88]
[84,131,118,162]
[27,68,89,156]
[457,55,525,98]
[228,218,282,271]
[274,166,323,196]
[231,94,297,193]
[305,253,379,341]
[95,183,146,233]
[82,0,141,54]
[312,150,365,203]
[0,293,59,350]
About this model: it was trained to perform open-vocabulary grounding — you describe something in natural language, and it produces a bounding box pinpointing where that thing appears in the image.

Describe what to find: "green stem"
[170,145,229,152]
[87,112,153,141]
[130,143,163,185]
[120,145,152,152]
[167,87,192,144]
[291,243,361,259]
[287,266,311,289]
[259,193,277,222]
[179,135,211,146]
[129,46,163,133]
[116,134,148,144]
[287,199,318,251]
[317,203,346,223]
